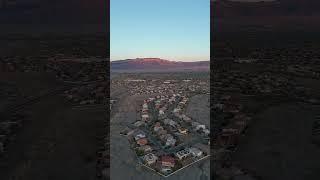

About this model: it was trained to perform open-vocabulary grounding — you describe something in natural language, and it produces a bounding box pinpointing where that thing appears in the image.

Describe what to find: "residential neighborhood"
[110,73,210,179]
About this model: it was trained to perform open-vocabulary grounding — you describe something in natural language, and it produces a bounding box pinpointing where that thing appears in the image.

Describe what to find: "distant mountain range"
[111,58,210,72]
[212,0,320,18]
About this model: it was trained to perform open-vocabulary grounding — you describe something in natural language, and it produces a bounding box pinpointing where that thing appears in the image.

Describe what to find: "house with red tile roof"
[160,156,175,167]
[137,138,148,146]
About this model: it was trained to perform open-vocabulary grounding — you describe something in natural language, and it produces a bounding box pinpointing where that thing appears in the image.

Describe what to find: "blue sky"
[111,0,210,61]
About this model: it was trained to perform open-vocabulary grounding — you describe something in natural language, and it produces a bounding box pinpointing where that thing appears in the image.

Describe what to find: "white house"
[203,129,210,136]
[142,103,148,109]
[175,149,190,160]
[189,147,203,157]
[141,114,149,121]
[195,124,206,131]
[143,153,158,165]
[165,135,176,146]
[134,131,146,141]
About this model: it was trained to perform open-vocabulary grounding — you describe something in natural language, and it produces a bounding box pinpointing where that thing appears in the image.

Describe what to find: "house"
[203,129,210,136]
[155,99,161,104]
[189,147,203,157]
[182,115,192,122]
[159,134,167,141]
[173,108,181,113]
[157,129,167,136]
[179,101,186,106]
[143,153,158,165]
[137,138,148,146]
[178,128,188,135]
[139,145,152,153]
[155,103,161,109]
[141,114,149,121]
[142,103,148,109]
[160,156,175,167]
[134,131,146,140]
[142,109,148,114]
[154,122,163,132]
[175,114,183,119]
[164,119,177,127]
[169,97,176,103]
[175,149,190,160]
[159,109,165,115]
[161,167,172,174]
[165,135,176,147]
[195,124,206,131]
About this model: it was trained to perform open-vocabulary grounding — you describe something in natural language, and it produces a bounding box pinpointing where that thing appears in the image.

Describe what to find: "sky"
[110,0,210,61]
[212,0,276,1]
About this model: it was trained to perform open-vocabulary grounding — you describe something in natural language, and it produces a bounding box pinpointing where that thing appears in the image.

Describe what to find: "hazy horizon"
[110,0,210,62]
[110,57,210,62]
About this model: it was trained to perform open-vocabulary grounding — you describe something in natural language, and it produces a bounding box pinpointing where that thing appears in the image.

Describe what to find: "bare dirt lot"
[186,94,210,128]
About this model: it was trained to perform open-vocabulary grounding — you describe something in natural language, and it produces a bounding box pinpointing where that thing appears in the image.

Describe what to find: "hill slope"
[111,58,210,72]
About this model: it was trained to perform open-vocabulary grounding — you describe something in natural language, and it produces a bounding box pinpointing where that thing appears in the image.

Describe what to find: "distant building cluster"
[111,78,209,96]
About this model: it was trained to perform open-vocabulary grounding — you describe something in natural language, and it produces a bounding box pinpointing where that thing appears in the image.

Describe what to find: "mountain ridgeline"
[111,58,210,72]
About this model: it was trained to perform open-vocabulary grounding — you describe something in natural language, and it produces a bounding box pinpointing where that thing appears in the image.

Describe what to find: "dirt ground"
[186,94,210,128]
